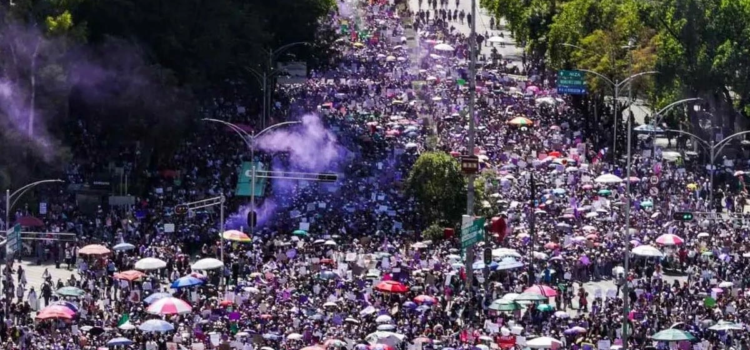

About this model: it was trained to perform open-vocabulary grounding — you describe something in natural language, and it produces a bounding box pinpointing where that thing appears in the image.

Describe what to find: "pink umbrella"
[526,86,540,93]
[147,297,193,315]
[655,234,684,246]
[413,295,437,304]
[524,285,558,297]
[582,184,593,190]
[628,177,641,182]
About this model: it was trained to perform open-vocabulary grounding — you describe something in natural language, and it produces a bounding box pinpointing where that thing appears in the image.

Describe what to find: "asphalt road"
[407,0,524,69]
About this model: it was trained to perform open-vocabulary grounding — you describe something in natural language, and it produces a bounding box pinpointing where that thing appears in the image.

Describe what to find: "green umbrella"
[56,286,85,297]
[489,299,522,311]
[598,189,612,196]
[292,230,308,236]
[514,293,548,301]
[536,304,555,312]
[651,329,696,342]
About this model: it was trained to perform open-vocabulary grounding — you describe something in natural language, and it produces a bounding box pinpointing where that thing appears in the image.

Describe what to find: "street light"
[202,118,301,234]
[578,69,658,163]
[5,179,65,231]
[246,42,310,129]
[578,69,656,350]
[645,98,702,155]
[650,128,750,210]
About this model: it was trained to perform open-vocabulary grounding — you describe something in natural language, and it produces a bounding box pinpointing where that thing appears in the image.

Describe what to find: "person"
[26,288,37,312]
[40,282,52,307]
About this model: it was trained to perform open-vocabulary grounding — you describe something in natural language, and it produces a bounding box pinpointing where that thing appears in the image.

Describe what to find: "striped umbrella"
[146,297,193,315]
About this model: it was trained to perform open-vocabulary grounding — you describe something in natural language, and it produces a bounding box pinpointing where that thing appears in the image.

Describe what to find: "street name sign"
[557,70,587,95]
[461,216,486,249]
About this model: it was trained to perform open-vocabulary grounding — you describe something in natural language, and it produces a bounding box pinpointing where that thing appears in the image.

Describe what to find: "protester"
[0,0,748,349]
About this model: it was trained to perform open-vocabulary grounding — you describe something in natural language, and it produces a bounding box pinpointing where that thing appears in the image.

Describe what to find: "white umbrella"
[631,245,664,257]
[719,281,734,288]
[595,174,624,184]
[495,257,524,270]
[526,337,563,349]
[366,331,406,346]
[287,333,303,340]
[434,43,455,51]
[191,258,224,270]
[135,258,167,270]
[487,36,504,43]
[375,315,392,323]
[113,242,136,251]
[709,320,744,331]
[554,311,569,318]
[697,232,710,238]
[118,322,136,330]
[492,248,522,259]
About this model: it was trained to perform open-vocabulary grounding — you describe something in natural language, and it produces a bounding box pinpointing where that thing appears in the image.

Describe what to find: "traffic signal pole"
[174,195,226,291]
[465,0,478,303]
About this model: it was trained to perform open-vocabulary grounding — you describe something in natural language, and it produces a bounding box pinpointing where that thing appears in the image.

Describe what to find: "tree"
[406,152,467,226]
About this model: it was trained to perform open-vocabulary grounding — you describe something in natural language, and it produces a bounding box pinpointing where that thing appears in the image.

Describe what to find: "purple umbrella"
[579,256,591,265]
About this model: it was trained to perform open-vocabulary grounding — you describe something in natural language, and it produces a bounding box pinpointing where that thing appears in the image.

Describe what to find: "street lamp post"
[578,69,656,350]
[464,0,478,300]
[578,70,658,164]
[202,119,301,234]
[5,179,64,231]
[246,42,309,129]
[652,129,750,210]
[646,98,702,155]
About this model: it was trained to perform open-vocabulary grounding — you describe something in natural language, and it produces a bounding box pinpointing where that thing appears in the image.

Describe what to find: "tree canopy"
[481,0,750,126]
[0,0,336,188]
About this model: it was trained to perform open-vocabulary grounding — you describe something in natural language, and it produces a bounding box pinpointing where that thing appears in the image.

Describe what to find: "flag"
[117,313,129,326]
[456,78,466,86]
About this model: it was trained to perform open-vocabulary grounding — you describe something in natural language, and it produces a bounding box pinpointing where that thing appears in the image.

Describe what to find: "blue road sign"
[557,86,587,95]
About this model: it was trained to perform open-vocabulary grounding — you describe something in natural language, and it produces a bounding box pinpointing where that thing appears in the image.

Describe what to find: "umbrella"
[191,258,224,270]
[594,174,624,184]
[489,299,522,311]
[365,331,406,345]
[651,329,696,342]
[655,234,684,245]
[78,244,111,255]
[293,230,309,236]
[171,276,205,289]
[222,230,252,242]
[56,286,85,297]
[287,333,304,340]
[632,245,665,257]
[413,295,437,304]
[508,117,533,126]
[147,297,193,315]
[144,292,172,304]
[15,216,44,227]
[118,322,136,330]
[526,337,563,349]
[113,242,135,251]
[135,257,167,270]
[434,43,454,51]
[524,285,557,297]
[318,271,340,280]
[114,270,146,281]
[107,337,134,346]
[514,293,548,301]
[495,257,524,270]
[374,281,409,293]
[36,305,75,319]
[536,304,555,312]
[708,320,744,331]
[139,319,175,333]
[375,315,392,324]
[324,339,347,348]
[554,311,569,318]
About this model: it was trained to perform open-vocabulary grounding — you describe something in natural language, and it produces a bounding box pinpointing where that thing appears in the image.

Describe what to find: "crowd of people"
[0,0,749,349]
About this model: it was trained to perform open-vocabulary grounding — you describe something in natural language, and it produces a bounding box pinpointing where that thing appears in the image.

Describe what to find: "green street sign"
[558,79,584,86]
[558,70,584,79]
[461,217,486,249]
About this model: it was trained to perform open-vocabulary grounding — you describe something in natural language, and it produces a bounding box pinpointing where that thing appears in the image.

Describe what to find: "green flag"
[117,313,129,326]
[456,78,467,86]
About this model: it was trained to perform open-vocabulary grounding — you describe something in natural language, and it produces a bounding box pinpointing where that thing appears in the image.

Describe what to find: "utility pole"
[464,0,478,299]
[528,172,536,286]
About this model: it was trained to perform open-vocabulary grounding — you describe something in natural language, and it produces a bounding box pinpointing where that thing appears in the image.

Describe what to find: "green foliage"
[421,223,446,241]
[406,152,467,226]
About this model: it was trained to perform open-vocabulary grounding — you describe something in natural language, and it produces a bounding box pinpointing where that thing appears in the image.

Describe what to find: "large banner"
[235,162,266,197]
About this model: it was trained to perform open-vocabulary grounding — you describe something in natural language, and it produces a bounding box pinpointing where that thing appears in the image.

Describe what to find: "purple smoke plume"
[225,199,279,231]
[255,114,347,172]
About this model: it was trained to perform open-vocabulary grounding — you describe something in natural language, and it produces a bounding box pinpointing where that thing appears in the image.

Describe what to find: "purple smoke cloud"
[225,199,279,231]
[255,114,346,172]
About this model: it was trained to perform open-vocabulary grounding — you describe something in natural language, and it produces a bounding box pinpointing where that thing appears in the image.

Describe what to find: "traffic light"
[672,212,694,221]
[247,210,257,227]
[175,205,189,216]
[317,174,338,183]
